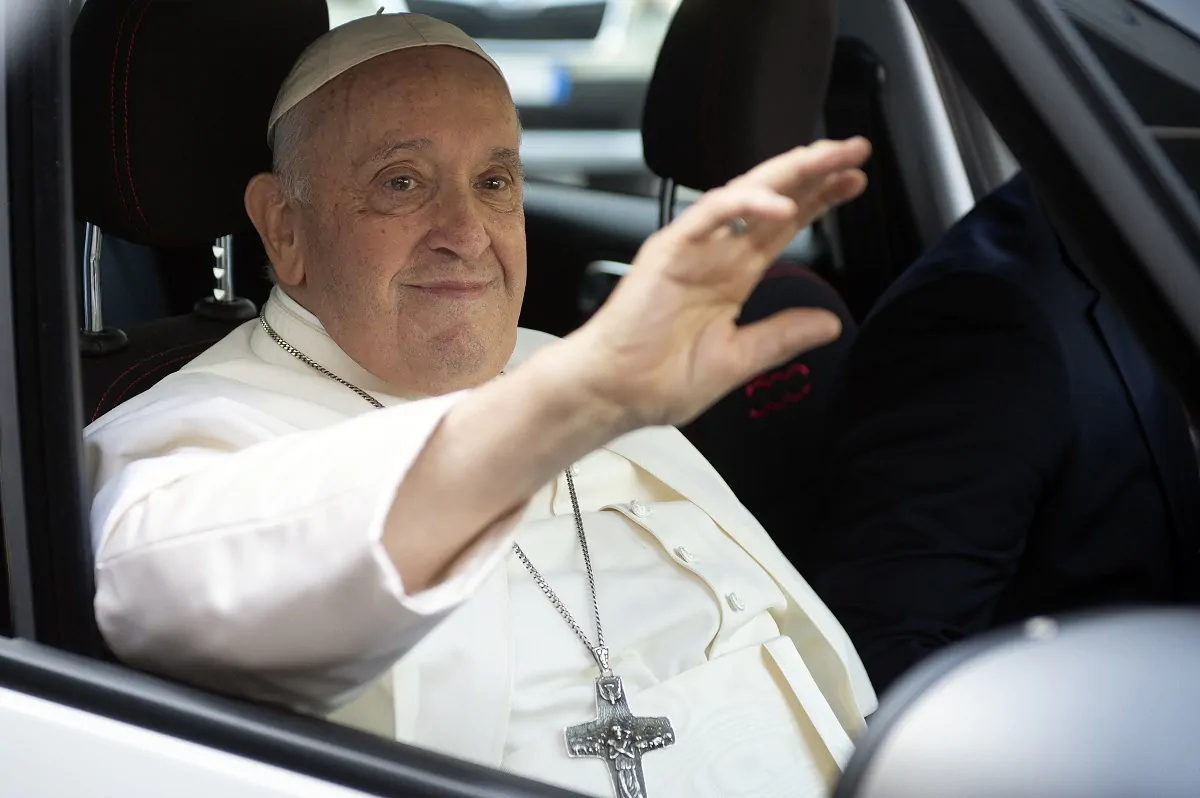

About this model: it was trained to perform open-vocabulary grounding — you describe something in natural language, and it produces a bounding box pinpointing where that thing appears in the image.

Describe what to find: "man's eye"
[386,175,417,192]
[480,176,510,191]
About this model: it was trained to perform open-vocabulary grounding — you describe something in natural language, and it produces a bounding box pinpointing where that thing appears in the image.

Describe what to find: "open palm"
[572,137,871,428]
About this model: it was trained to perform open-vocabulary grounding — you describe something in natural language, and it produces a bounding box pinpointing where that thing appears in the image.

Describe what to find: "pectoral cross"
[564,673,676,798]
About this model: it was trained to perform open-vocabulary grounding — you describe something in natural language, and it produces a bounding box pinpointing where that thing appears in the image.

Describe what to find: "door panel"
[0,639,583,798]
[0,687,373,798]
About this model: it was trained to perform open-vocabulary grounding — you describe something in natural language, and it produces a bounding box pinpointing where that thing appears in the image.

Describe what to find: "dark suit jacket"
[800,174,1200,696]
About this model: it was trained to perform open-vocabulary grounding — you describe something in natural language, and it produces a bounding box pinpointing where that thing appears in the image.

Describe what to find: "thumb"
[726,308,843,382]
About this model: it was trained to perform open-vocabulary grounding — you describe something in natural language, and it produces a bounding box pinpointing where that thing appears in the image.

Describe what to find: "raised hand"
[568,137,871,428]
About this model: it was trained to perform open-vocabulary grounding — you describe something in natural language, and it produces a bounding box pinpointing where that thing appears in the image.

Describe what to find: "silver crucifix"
[564,672,676,798]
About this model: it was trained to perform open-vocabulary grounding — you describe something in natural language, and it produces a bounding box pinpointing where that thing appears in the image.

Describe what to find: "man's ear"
[245,173,305,287]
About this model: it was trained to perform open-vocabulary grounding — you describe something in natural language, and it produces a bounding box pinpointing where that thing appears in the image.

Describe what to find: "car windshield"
[1058,0,1200,194]
[328,0,679,197]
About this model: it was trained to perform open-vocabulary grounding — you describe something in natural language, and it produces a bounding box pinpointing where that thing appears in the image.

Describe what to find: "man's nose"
[423,183,491,261]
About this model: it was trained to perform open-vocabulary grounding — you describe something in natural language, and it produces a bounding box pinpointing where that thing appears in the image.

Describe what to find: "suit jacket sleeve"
[809,272,1071,694]
[86,387,525,714]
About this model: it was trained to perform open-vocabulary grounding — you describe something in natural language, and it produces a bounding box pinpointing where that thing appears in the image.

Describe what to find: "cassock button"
[630,500,651,518]
[673,546,697,564]
[726,592,746,612]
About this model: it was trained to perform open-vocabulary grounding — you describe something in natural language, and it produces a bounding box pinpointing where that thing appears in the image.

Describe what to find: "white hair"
[271,100,318,207]
[263,100,323,283]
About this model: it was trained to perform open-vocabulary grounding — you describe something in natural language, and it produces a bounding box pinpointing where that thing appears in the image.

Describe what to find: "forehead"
[315,47,519,158]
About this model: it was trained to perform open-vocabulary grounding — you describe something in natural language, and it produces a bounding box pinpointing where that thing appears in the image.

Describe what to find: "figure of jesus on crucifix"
[565,675,677,798]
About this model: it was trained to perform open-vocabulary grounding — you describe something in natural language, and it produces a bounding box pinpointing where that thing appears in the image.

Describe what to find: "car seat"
[640,0,860,550]
[71,0,329,424]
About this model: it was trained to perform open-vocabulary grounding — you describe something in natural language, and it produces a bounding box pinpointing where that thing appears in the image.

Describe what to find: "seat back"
[682,262,857,540]
[640,0,859,546]
[72,0,329,422]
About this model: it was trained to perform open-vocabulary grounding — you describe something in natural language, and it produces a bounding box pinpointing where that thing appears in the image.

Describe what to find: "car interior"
[0,0,990,790]
[4,0,1198,795]
[67,0,999,565]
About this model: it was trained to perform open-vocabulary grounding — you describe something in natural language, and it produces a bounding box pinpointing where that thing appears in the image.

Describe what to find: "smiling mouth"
[410,280,493,297]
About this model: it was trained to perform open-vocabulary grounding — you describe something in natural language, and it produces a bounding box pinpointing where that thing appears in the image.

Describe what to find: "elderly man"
[84,13,874,798]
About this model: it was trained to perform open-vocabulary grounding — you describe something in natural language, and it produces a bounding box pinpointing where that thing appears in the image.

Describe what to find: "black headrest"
[71,0,329,248]
[641,0,837,192]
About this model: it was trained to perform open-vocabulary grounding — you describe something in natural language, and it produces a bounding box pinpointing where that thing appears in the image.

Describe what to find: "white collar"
[274,285,323,328]
[261,286,412,397]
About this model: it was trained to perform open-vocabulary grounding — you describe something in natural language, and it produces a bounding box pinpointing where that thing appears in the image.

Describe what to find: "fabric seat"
[640,0,860,548]
[682,262,857,543]
[72,0,329,423]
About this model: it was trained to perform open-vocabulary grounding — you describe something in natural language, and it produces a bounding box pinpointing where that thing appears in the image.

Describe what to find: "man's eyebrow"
[491,147,524,177]
[357,137,433,168]
[356,140,523,176]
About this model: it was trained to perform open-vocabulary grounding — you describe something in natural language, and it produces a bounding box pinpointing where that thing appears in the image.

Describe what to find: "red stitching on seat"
[109,351,205,411]
[744,362,809,398]
[91,337,220,421]
[109,0,139,220]
[749,385,812,419]
[123,0,154,229]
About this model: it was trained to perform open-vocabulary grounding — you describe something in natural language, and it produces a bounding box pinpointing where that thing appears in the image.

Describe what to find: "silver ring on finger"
[728,216,750,236]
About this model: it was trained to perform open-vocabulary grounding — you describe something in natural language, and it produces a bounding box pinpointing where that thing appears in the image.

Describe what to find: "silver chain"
[259,305,610,672]
[260,310,386,410]
[509,467,605,656]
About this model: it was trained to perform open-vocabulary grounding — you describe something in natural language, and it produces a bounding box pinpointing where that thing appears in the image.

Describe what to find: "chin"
[413,323,515,392]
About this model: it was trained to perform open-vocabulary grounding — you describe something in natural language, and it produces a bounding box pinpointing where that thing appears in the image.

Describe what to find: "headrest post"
[80,223,105,334]
[194,235,257,322]
[78,223,129,357]
[657,177,678,230]
[213,235,235,302]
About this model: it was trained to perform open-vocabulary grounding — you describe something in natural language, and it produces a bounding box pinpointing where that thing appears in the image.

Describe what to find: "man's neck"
[266,287,510,400]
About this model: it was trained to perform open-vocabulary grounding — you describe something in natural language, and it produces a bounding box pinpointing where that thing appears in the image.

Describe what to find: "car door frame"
[907,0,1200,417]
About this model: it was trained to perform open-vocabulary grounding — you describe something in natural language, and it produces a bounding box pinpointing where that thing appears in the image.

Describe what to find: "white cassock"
[84,287,877,798]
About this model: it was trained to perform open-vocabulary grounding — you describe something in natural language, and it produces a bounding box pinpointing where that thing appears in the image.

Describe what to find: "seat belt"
[824,38,924,320]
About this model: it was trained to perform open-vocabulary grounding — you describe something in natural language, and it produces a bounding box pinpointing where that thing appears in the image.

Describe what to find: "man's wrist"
[521,335,638,445]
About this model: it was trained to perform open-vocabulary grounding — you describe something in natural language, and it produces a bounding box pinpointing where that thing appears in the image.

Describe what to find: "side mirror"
[835,607,1200,798]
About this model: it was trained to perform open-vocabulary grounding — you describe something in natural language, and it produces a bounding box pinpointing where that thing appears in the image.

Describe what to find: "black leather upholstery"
[642,0,860,546]
[73,0,328,422]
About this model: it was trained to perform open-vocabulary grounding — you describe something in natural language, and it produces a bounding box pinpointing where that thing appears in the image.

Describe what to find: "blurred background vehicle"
[329,0,681,195]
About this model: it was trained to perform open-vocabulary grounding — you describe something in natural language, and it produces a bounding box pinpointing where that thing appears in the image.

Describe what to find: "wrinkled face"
[262,47,526,396]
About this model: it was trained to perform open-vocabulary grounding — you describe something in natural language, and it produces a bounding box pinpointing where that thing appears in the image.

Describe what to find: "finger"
[671,185,799,243]
[734,137,872,196]
[714,169,870,258]
[791,169,870,225]
[723,308,843,383]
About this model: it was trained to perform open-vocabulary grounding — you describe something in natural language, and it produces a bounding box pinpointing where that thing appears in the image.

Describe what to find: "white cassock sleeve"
[86,389,525,715]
